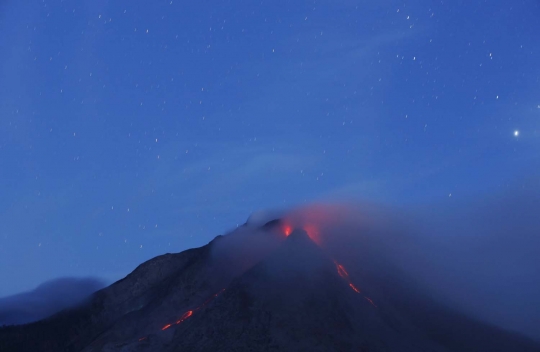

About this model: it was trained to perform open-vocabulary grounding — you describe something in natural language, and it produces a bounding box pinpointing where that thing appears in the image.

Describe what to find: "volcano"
[1,218,539,352]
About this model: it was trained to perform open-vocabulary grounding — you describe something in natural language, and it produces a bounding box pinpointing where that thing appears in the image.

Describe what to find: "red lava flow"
[145,220,379,342]
[335,262,350,279]
[281,222,378,309]
[139,289,225,341]
[334,260,377,308]
[175,310,193,324]
[364,296,377,308]
[349,283,361,294]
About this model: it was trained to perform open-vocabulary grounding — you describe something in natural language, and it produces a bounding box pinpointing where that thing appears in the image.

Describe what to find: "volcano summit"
[1,210,539,352]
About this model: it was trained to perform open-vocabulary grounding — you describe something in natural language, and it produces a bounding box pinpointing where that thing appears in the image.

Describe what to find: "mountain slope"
[0,242,213,352]
[160,228,448,352]
[1,222,539,352]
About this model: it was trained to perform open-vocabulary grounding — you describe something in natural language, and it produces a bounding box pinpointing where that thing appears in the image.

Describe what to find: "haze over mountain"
[1,202,539,351]
[0,277,105,326]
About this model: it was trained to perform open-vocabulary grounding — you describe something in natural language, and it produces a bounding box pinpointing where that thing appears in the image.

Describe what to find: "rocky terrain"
[1,219,539,352]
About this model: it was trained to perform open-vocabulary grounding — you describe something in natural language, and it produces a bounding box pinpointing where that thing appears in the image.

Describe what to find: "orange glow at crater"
[280,220,321,243]
[281,203,350,245]
[283,224,292,236]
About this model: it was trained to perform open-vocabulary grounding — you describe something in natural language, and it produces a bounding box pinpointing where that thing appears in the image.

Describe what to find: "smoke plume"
[215,191,540,341]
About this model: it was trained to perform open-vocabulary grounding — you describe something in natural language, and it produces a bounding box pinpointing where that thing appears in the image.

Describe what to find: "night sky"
[1,0,539,297]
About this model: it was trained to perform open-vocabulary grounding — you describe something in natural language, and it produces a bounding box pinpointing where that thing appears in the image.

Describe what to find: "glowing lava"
[334,260,377,308]
[281,203,352,244]
[175,310,193,324]
[364,296,377,307]
[335,262,350,279]
[280,221,321,243]
[141,289,225,341]
[349,283,361,294]
[283,225,292,236]
[280,220,377,309]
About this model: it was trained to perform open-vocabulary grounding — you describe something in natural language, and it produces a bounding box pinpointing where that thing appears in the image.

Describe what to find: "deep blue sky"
[1,0,539,296]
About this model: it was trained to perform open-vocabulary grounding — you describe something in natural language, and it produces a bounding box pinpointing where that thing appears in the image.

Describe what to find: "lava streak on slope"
[281,219,378,309]
[364,296,377,308]
[160,289,225,331]
[334,260,377,308]
[175,311,193,324]
[140,289,225,341]
[335,261,350,280]
[349,283,361,294]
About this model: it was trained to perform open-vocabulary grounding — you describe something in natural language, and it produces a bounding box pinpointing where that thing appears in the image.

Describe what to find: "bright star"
[514,130,519,137]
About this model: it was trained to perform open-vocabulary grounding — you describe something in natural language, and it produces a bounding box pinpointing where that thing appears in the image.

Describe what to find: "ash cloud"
[216,190,540,341]
[0,277,106,326]
[210,218,285,278]
[286,193,540,341]
[404,191,540,341]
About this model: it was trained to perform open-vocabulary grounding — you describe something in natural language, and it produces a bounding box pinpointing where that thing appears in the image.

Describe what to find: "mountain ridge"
[1,221,539,352]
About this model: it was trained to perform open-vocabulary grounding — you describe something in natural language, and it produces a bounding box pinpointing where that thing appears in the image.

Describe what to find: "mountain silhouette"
[1,219,539,352]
